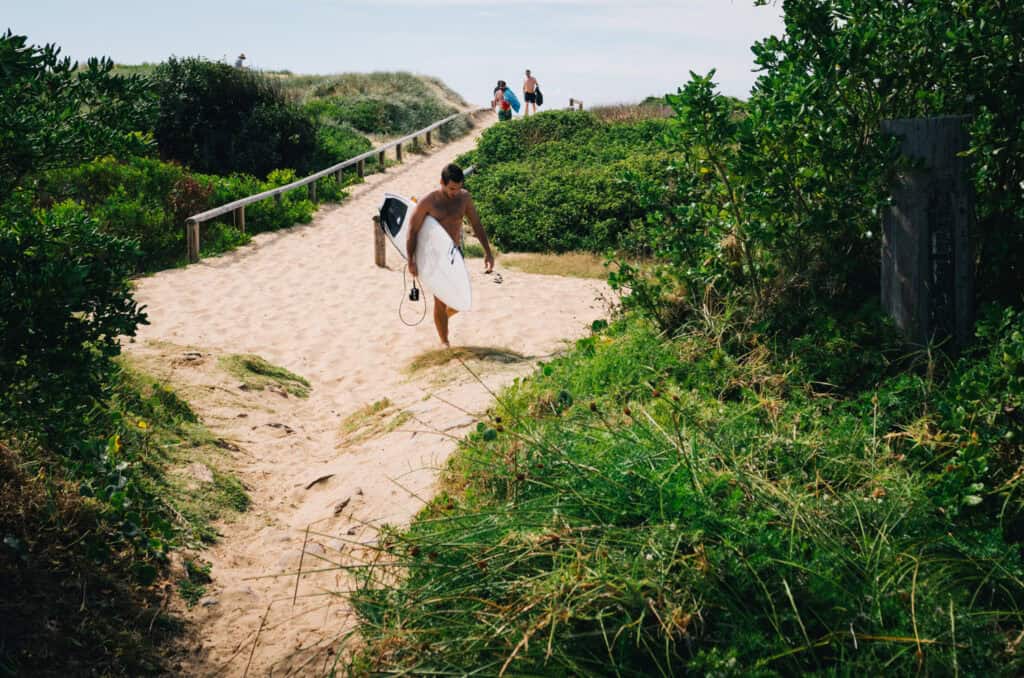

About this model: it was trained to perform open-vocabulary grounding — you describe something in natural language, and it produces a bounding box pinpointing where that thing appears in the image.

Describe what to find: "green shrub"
[463,111,672,252]
[150,57,321,177]
[0,201,146,441]
[0,31,156,201]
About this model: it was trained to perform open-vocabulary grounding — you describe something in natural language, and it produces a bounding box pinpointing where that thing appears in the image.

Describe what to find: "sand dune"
[125,116,610,675]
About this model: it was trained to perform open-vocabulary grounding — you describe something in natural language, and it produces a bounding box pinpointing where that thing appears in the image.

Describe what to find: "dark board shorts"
[524,91,537,103]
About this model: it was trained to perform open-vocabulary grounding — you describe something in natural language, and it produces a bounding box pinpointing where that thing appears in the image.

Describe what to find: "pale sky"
[6,1,785,107]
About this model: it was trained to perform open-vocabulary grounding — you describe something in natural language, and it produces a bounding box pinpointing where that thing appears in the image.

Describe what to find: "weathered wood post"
[186,218,200,263]
[373,215,386,267]
[234,206,246,234]
[396,143,403,163]
[378,150,386,170]
[881,116,975,350]
[426,130,432,146]
[308,181,317,202]
[357,159,365,178]
[274,192,282,207]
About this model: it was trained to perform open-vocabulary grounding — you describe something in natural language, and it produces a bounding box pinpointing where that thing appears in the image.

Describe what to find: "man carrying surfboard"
[407,163,495,347]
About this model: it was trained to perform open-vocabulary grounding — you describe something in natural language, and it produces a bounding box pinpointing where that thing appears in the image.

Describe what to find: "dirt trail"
[124,117,609,675]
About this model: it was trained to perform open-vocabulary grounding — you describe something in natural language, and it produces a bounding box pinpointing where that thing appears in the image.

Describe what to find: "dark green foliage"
[0,202,147,442]
[0,31,155,201]
[464,111,674,252]
[150,57,321,177]
[615,0,1024,330]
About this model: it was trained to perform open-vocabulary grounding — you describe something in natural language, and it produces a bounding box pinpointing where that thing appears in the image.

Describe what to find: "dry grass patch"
[500,252,611,279]
[408,346,527,373]
[219,354,311,398]
[340,398,414,447]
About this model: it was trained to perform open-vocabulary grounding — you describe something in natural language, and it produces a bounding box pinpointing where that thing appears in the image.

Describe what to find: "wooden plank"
[373,216,386,268]
[186,219,200,263]
[881,116,975,350]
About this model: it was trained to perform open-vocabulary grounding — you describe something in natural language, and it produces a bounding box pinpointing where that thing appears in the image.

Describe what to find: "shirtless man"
[407,163,495,347]
[523,69,539,116]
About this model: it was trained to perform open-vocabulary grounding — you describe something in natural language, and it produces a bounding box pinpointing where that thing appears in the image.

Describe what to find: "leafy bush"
[463,111,673,252]
[37,156,351,270]
[614,1,1024,330]
[0,30,155,201]
[150,57,321,177]
[0,202,147,441]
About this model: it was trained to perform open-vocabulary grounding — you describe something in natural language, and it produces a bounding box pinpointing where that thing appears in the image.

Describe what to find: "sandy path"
[124,119,609,675]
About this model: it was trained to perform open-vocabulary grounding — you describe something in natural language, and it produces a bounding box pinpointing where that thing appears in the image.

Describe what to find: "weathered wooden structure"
[881,116,975,350]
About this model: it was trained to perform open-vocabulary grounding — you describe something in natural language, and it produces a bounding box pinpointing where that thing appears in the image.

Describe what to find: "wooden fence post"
[378,150,386,170]
[426,130,432,146]
[373,215,386,267]
[881,116,975,350]
[308,181,317,202]
[186,218,200,263]
[396,143,403,163]
[234,206,245,234]
[357,159,365,178]
[274,193,282,207]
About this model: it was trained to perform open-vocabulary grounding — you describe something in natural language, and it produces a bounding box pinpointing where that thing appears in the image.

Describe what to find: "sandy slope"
[125,115,610,675]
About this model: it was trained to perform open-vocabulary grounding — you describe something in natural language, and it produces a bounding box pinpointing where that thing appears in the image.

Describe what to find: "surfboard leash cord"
[399,263,428,326]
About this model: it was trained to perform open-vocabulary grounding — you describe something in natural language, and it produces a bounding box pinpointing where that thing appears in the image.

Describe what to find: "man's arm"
[464,196,494,273]
[406,199,429,276]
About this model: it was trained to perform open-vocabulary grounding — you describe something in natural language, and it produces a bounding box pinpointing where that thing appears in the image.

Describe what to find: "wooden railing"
[568,98,584,111]
[183,108,489,262]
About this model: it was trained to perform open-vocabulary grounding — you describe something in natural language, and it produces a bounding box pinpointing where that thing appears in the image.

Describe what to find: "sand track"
[125,118,608,675]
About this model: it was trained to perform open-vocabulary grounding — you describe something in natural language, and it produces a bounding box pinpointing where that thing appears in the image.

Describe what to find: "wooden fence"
[183,108,489,263]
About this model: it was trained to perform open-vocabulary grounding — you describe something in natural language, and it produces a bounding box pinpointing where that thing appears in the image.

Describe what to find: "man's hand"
[408,256,418,277]
[484,252,495,274]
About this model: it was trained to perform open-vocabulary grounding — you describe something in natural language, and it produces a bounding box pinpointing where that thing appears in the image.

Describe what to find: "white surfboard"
[379,193,473,311]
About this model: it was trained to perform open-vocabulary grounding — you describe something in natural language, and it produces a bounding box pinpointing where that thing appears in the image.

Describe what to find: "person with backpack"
[523,69,542,116]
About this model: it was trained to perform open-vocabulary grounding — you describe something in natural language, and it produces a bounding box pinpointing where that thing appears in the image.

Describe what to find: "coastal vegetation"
[349,1,1024,674]
[0,29,472,673]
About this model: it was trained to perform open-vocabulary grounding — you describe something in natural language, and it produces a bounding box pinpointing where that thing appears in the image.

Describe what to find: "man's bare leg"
[434,297,455,347]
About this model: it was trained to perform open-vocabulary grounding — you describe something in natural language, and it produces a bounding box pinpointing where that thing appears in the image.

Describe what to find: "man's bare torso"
[421,189,469,241]
[524,76,538,93]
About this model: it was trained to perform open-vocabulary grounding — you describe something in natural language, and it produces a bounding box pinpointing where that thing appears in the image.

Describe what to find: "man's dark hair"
[441,163,464,185]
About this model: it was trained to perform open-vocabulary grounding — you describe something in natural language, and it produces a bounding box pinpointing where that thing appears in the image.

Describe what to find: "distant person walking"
[523,69,541,116]
[491,80,512,122]
[234,53,246,69]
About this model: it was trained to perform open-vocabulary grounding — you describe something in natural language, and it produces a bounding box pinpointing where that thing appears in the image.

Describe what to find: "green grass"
[347,311,1024,675]
[219,354,311,398]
